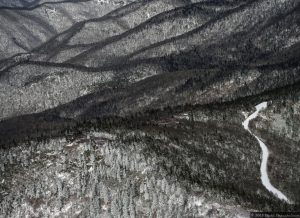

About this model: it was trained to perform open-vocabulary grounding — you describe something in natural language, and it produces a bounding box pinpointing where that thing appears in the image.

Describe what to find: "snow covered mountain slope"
[0,0,300,216]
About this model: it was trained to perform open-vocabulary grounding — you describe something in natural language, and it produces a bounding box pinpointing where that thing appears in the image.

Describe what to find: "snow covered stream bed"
[242,102,290,203]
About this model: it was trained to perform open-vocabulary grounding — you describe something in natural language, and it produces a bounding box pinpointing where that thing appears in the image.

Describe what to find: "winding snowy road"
[242,102,290,203]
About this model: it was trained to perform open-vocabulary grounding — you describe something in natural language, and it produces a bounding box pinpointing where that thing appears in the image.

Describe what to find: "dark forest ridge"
[0,0,299,121]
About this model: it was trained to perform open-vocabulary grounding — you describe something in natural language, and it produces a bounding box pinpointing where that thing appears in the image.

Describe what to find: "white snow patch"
[90,131,116,140]
[62,202,73,213]
[56,172,70,180]
[66,142,74,147]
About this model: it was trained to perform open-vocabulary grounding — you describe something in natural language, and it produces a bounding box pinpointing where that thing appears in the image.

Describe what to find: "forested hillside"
[0,0,299,217]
